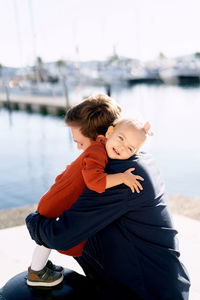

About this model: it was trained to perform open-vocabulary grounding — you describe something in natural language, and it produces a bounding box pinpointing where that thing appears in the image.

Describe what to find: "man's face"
[70,126,92,151]
[105,124,138,159]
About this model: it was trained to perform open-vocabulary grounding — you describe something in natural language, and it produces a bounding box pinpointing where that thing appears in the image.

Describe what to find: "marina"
[1,53,200,117]
[0,83,200,210]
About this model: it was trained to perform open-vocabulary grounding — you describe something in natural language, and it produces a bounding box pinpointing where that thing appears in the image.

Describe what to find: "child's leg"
[27,245,64,287]
[31,245,51,271]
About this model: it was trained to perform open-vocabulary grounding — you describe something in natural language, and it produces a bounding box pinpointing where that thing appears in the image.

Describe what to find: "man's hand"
[122,168,144,193]
[25,211,43,245]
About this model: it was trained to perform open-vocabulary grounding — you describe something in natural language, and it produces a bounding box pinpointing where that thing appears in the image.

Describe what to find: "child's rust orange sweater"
[37,140,107,257]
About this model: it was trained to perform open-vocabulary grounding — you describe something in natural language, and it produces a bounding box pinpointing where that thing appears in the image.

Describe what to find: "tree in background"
[159,52,166,59]
[0,63,3,80]
[56,59,69,108]
[35,56,48,82]
[0,63,3,92]
[195,52,200,58]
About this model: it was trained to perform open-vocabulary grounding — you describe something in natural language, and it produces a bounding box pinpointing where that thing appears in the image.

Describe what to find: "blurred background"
[0,0,200,210]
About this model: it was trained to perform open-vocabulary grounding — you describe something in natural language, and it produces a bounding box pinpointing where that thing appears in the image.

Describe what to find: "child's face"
[70,127,92,151]
[105,124,140,160]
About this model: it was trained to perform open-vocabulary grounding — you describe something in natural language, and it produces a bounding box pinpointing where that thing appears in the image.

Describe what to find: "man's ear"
[105,126,114,138]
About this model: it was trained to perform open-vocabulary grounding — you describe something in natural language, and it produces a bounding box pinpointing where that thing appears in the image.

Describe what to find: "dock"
[0,93,68,116]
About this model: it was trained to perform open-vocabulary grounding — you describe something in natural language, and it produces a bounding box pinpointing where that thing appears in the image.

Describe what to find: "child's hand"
[122,168,144,193]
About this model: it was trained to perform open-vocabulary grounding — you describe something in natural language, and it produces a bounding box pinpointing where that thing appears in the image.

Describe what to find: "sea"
[0,83,200,210]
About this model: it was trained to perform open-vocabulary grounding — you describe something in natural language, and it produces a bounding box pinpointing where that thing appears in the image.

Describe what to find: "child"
[27,94,150,287]
[105,118,152,159]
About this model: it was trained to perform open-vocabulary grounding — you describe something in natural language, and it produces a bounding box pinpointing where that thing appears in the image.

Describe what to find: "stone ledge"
[0,204,37,229]
[168,195,200,221]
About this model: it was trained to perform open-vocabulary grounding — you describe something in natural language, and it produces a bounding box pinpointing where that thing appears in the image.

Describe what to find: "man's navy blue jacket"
[26,152,190,299]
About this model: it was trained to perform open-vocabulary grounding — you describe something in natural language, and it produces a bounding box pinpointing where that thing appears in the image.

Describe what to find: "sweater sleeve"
[82,143,108,193]
[26,187,130,250]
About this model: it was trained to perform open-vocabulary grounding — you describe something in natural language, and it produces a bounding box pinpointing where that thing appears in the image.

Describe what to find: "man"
[26,147,190,299]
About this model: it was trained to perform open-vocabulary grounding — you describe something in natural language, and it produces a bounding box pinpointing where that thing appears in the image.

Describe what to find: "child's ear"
[105,126,114,138]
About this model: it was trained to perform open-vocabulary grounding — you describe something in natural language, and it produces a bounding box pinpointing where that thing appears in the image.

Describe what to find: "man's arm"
[26,186,134,251]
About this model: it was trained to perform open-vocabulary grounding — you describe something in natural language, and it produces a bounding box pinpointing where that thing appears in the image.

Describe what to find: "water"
[0,84,200,210]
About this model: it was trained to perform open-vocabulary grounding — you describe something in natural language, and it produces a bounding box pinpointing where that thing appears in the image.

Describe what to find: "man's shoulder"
[107,151,155,170]
[134,152,161,176]
[135,151,154,160]
[134,151,157,166]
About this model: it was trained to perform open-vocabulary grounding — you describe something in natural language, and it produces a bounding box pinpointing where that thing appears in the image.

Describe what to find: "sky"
[0,0,200,67]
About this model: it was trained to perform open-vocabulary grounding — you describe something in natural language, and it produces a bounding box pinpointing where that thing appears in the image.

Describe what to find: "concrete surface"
[0,214,199,299]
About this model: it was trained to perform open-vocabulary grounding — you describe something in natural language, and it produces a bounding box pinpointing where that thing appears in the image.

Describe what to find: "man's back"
[79,152,190,299]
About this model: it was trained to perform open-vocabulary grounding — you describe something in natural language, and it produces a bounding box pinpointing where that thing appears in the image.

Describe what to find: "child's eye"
[119,136,123,141]
[128,147,133,152]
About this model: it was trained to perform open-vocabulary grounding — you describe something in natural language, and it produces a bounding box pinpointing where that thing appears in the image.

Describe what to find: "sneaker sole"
[26,274,64,287]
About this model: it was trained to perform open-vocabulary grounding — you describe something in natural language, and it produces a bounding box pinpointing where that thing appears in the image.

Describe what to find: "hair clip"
[143,121,154,136]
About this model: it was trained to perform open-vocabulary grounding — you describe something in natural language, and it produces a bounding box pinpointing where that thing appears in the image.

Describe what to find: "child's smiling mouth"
[113,147,120,156]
